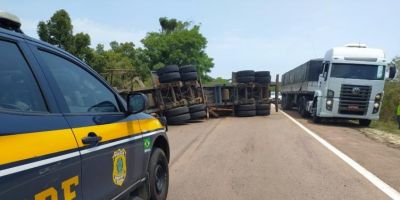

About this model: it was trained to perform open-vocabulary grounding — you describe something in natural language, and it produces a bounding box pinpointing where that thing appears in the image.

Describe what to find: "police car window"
[39,51,120,113]
[0,40,47,112]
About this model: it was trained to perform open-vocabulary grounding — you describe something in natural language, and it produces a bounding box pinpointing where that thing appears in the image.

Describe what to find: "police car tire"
[237,76,255,83]
[236,70,255,77]
[181,72,198,81]
[255,71,270,77]
[189,104,206,113]
[236,104,256,111]
[157,65,179,76]
[236,110,256,117]
[164,106,189,117]
[148,148,169,200]
[167,113,191,125]
[190,110,207,120]
[180,65,197,73]
[255,76,271,84]
[159,72,181,83]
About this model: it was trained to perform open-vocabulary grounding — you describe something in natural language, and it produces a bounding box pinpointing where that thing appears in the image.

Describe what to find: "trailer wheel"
[167,113,191,125]
[181,72,198,81]
[236,104,256,111]
[189,104,206,113]
[236,70,255,77]
[237,76,255,83]
[236,110,256,117]
[164,106,189,117]
[157,65,179,76]
[255,76,271,84]
[255,71,270,77]
[190,111,207,120]
[256,104,270,116]
[180,65,197,73]
[159,72,181,83]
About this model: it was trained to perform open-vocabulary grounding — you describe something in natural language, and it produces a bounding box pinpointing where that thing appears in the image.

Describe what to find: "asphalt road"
[165,109,400,200]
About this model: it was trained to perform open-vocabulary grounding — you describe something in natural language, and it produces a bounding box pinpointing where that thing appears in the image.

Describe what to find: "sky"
[1,0,399,79]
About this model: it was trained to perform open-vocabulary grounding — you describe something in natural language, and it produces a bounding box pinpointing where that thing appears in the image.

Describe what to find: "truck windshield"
[330,64,385,80]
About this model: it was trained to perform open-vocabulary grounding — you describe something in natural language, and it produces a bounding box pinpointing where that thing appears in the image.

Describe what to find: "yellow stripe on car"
[0,129,77,165]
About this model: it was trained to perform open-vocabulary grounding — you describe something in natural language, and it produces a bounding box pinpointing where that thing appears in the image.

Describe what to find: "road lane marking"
[280,110,400,200]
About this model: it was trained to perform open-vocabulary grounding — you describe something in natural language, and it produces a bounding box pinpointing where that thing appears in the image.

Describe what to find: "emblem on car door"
[112,149,127,186]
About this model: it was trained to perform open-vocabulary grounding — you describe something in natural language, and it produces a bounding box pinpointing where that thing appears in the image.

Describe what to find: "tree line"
[37,9,215,81]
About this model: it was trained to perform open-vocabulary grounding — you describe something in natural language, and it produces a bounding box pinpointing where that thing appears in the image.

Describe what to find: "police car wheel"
[149,148,169,200]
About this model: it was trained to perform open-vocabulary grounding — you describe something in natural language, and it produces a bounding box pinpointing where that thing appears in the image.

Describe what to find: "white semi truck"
[281,44,397,126]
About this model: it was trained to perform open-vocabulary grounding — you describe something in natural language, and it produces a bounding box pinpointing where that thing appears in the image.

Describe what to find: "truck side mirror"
[389,65,397,79]
[127,93,148,114]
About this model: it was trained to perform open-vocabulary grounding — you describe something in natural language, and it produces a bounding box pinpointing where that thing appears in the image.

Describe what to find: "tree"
[37,9,74,51]
[141,17,214,81]
[37,9,93,62]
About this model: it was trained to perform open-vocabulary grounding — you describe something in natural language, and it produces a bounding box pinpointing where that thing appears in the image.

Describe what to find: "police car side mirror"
[127,93,148,114]
[389,65,397,79]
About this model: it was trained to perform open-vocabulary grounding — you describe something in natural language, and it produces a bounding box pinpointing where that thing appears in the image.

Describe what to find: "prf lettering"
[34,176,79,200]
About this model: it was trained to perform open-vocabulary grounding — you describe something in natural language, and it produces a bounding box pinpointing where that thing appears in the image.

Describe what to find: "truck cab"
[310,44,396,125]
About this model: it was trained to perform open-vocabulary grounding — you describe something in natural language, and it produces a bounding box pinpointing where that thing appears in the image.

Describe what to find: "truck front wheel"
[148,148,169,200]
[359,119,371,127]
[312,101,321,123]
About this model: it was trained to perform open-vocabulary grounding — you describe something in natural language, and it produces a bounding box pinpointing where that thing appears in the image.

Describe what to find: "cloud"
[72,18,147,48]
[20,17,147,49]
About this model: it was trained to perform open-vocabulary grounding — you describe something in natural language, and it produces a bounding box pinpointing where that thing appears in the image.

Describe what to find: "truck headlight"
[375,93,382,101]
[326,100,332,106]
[374,102,380,108]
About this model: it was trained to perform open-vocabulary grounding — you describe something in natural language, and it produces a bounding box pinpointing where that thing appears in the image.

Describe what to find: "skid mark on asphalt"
[280,109,400,200]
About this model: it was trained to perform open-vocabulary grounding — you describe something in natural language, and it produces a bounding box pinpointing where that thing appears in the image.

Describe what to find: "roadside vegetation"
[369,58,400,135]
[37,9,214,87]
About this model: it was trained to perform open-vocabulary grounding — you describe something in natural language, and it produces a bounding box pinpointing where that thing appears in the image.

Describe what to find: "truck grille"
[339,84,371,115]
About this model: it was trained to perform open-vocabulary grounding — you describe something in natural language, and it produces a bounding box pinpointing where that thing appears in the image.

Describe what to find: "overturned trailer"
[111,66,277,124]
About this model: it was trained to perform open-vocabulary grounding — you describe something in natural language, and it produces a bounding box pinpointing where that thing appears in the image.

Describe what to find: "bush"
[380,81,400,122]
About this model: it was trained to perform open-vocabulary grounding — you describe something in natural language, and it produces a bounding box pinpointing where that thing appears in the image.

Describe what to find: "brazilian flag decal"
[144,138,152,152]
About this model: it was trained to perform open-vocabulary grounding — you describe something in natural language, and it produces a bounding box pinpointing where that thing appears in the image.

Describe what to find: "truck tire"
[236,110,256,117]
[181,72,198,81]
[255,71,270,77]
[236,104,256,111]
[167,113,191,125]
[237,76,255,83]
[256,104,270,116]
[359,119,371,127]
[180,65,197,73]
[255,76,271,84]
[189,104,206,113]
[312,102,321,123]
[148,148,169,200]
[190,110,206,120]
[159,72,181,83]
[164,106,189,117]
[157,65,179,76]
[236,70,255,77]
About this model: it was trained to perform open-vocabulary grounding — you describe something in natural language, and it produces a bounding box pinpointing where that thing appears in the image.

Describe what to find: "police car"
[0,12,170,200]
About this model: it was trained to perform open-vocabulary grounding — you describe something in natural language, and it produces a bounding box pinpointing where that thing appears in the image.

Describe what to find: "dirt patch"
[359,128,400,149]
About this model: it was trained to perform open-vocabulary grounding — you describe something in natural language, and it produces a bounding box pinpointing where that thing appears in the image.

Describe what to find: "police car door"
[32,48,145,199]
[0,35,82,199]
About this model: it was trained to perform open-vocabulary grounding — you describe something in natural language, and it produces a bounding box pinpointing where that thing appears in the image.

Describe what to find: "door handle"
[82,132,102,145]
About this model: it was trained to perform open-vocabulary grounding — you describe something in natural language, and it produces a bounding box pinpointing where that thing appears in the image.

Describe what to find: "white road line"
[280,110,400,200]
